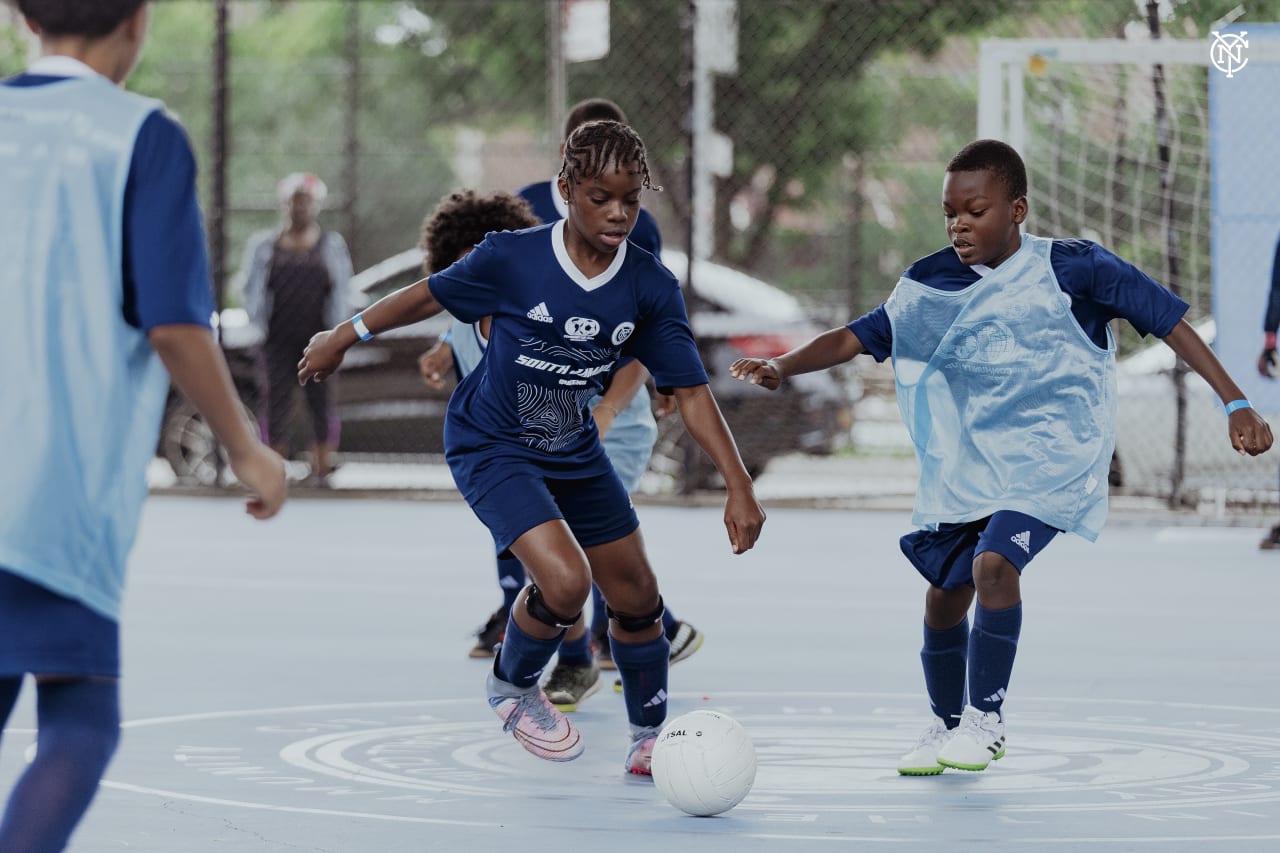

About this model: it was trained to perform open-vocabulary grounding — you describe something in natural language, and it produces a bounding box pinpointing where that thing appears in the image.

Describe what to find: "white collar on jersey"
[551,219,627,292]
[550,178,569,220]
[28,55,107,81]
[970,263,994,277]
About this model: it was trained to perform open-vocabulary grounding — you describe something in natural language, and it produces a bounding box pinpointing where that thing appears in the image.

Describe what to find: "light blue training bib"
[0,76,168,618]
[884,234,1116,541]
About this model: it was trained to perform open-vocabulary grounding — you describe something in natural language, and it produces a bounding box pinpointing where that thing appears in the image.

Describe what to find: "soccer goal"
[977,34,1280,503]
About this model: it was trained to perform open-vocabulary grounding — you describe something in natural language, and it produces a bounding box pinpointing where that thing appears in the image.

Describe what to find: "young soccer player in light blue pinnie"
[0,2,287,850]
[300,121,764,776]
[730,138,1272,775]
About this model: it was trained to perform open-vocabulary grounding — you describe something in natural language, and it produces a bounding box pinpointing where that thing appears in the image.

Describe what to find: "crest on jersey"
[564,316,600,342]
[611,322,635,346]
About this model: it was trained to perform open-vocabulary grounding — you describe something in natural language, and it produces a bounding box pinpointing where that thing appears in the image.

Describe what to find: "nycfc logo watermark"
[1210,31,1249,77]
[100,693,1280,842]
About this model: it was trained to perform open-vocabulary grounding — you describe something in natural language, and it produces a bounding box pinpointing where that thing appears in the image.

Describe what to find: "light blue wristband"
[1224,399,1252,415]
[351,313,374,341]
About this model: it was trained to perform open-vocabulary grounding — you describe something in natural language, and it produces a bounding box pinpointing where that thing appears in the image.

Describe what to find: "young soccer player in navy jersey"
[731,139,1272,775]
[417,190,698,714]
[0,2,287,850]
[300,120,765,775]
[433,99,701,691]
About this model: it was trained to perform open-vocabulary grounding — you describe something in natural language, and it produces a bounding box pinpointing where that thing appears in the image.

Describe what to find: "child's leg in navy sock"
[555,618,593,667]
[921,616,968,727]
[496,556,526,615]
[968,602,1022,718]
[611,633,670,729]
[0,678,120,853]
[496,609,565,689]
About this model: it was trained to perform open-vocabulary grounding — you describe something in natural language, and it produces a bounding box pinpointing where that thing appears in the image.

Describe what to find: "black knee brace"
[606,595,665,633]
[524,583,580,630]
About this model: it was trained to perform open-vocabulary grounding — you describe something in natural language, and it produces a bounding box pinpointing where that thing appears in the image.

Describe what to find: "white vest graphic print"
[883,234,1116,541]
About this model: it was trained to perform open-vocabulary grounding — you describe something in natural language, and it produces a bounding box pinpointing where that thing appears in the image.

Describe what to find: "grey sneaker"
[543,661,602,712]
[487,669,583,762]
[468,608,506,659]
[667,621,704,664]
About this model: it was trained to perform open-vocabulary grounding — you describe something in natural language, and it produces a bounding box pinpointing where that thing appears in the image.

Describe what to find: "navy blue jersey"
[4,72,213,332]
[517,179,663,258]
[428,221,704,500]
[849,238,1189,362]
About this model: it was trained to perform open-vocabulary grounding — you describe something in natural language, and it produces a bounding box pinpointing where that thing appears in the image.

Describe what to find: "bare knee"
[924,585,973,630]
[972,551,1021,609]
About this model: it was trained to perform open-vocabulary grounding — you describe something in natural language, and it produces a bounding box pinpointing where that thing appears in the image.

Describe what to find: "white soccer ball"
[651,710,757,817]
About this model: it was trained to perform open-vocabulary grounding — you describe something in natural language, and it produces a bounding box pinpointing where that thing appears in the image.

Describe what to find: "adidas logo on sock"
[1010,530,1031,554]
[983,687,1006,704]
[642,688,668,708]
[526,302,553,323]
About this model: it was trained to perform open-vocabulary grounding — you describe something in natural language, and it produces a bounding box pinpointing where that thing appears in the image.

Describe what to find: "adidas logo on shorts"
[526,302,553,323]
[1010,530,1032,554]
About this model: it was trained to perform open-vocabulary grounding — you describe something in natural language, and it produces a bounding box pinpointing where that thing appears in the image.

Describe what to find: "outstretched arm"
[150,325,286,519]
[1164,319,1273,457]
[729,326,865,390]
[672,384,766,554]
[299,277,446,384]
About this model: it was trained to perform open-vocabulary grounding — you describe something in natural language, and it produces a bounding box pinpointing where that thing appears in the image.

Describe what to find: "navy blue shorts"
[899,511,1059,590]
[0,569,120,678]
[469,467,640,559]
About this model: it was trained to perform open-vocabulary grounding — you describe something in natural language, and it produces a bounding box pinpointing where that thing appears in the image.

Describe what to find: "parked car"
[1113,318,1279,496]
[159,246,854,491]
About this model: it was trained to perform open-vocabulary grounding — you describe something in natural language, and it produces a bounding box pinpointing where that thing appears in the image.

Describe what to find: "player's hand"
[723,487,766,555]
[728,357,782,391]
[1230,408,1274,457]
[1259,347,1279,378]
[298,330,345,384]
[228,442,287,519]
[654,391,677,419]
[418,340,453,389]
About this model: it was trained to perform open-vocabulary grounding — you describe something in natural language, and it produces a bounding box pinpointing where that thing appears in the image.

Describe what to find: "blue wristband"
[1224,399,1252,415]
[352,313,374,341]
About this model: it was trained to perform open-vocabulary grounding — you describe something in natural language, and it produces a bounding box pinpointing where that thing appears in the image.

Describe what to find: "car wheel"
[160,397,256,486]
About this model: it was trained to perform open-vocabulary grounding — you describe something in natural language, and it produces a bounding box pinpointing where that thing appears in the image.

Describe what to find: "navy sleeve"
[847,305,893,363]
[123,110,214,330]
[1051,240,1188,341]
[1265,232,1280,334]
[625,266,709,391]
[427,233,507,324]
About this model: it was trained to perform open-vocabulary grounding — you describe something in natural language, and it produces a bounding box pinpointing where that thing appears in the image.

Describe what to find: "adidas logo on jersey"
[526,302,553,323]
[643,688,668,709]
[1010,530,1032,554]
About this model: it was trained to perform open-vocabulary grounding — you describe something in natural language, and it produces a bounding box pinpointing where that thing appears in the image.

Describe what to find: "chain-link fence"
[4,0,1279,505]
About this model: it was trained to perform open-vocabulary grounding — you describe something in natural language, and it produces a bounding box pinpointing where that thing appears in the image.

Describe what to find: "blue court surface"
[4,495,1280,852]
